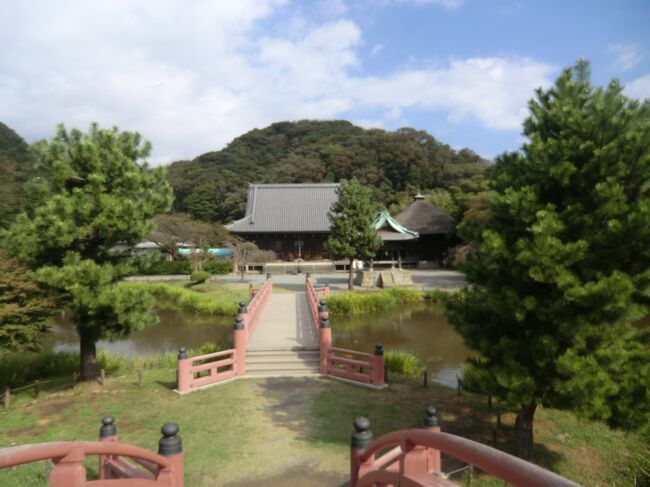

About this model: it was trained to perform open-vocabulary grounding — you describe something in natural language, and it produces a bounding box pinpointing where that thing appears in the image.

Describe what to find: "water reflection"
[332,304,470,388]
[41,307,233,355]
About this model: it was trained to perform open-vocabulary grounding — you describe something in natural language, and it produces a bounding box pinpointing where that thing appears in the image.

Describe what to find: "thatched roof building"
[395,193,455,235]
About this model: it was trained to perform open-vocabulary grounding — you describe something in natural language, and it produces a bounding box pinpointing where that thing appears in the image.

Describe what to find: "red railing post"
[233,317,247,376]
[423,406,442,473]
[49,446,86,487]
[158,423,184,487]
[319,317,331,374]
[350,417,374,487]
[176,348,191,393]
[372,344,385,387]
[98,415,117,480]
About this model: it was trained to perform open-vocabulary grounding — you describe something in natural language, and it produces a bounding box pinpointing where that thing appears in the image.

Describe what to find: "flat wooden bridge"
[246,292,321,377]
[176,275,385,394]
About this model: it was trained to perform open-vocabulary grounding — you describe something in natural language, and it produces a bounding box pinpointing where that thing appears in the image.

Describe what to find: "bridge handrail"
[187,349,236,363]
[357,430,581,487]
[329,346,373,359]
[0,441,171,470]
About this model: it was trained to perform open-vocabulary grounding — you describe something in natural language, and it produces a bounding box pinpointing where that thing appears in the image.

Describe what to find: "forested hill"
[0,122,35,227]
[168,120,489,224]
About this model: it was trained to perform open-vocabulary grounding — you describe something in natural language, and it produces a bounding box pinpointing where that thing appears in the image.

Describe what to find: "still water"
[43,303,470,387]
[42,307,234,355]
[332,304,470,387]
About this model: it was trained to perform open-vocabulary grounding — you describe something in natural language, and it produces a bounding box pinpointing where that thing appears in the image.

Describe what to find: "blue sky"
[1,0,649,164]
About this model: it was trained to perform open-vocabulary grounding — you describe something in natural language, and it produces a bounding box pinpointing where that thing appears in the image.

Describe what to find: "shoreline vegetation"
[325,288,459,315]
[124,281,249,316]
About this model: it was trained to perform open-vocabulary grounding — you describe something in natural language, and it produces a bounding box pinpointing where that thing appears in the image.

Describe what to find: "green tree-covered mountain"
[168,120,489,223]
[0,122,35,227]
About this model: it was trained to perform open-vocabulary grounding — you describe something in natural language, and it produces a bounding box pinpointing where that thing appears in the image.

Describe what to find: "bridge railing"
[350,408,581,487]
[176,275,273,393]
[328,346,385,387]
[0,416,184,487]
[305,275,385,388]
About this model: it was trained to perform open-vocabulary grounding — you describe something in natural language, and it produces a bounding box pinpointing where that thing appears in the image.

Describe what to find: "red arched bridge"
[0,410,581,486]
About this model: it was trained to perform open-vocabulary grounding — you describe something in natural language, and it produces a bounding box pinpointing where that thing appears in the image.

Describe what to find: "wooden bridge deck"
[248,292,319,351]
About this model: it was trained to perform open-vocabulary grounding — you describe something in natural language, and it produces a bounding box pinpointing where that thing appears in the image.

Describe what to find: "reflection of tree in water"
[41,308,232,356]
[333,304,470,386]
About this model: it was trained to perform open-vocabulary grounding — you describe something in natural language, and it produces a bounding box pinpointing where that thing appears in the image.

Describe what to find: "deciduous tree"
[326,179,383,290]
[447,62,650,459]
[0,254,55,352]
[2,123,173,379]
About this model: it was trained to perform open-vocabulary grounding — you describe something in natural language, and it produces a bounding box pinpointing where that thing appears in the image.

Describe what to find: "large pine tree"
[2,124,173,379]
[448,62,650,459]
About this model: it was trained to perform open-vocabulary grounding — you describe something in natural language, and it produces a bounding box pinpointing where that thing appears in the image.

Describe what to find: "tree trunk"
[79,333,98,381]
[515,402,537,461]
[348,257,354,290]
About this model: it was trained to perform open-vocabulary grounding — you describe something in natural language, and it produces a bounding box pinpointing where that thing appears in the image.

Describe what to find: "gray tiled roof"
[225,183,340,233]
[395,199,455,235]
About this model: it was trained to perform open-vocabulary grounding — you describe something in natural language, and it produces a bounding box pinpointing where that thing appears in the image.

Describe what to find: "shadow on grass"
[253,376,564,479]
[155,379,177,390]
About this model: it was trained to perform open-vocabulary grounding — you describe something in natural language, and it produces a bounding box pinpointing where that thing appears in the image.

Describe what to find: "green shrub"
[191,271,211,283]
[0,342,226,388]
[126,257,192,276]
[204,259,233,275]
[124,283,238,315]
[326,289,425,315]
[384,350,423,378]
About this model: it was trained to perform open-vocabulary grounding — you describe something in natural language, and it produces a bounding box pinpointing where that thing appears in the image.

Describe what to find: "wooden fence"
[350,408,581,487]
[0,416,184,487]
[305,276,385,388]
[176,276,273,393]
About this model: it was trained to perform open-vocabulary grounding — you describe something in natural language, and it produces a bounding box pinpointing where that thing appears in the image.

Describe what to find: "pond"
[42,302,470,387]
[332,304,470,388]
[41,306,234,355]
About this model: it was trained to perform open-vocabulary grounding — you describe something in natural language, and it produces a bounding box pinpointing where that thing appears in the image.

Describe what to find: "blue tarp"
[177,248,233,257]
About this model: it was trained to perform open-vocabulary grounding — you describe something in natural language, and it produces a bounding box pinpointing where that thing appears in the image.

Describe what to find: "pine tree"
[448,61,650,459]
[326,179,383,290]
[2,124,173,379]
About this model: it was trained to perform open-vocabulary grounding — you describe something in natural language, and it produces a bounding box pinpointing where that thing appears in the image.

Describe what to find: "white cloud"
[608,43,643,71]
[625,74,650,100]
[349,57,554,130]
[0,0,553,164]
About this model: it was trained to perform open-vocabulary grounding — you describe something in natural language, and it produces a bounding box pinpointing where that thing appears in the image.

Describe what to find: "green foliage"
[127,282,239,315]
[128,256,192,275]
[204,259,233,275]
[0,342,225,388]
[326,179,383,260]
[190,271,211,284]
[0,254,55,351]
[0,122,36,228]
[167,120,488,223]
[446,62,650,448]
[384,350,423,378]
[326,288,424,315]
[1,123,173,378]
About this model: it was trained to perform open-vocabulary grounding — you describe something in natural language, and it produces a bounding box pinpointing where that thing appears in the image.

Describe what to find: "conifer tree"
[2,124,173,379]
[326,179,383,289]
[448,62,650,459]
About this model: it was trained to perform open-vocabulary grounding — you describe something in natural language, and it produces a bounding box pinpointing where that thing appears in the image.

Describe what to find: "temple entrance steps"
[245,347,320,377]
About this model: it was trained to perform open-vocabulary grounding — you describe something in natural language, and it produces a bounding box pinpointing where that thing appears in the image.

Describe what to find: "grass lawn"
[0,370,644,486]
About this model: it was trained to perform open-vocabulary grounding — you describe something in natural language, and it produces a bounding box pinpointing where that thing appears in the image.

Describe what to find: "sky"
[1,0,649,165]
